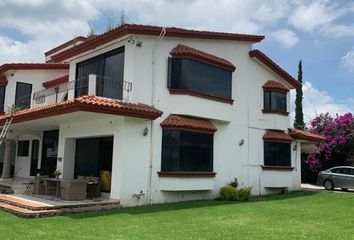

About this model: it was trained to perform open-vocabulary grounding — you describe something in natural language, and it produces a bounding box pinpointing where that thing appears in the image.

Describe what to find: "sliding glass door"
[75,47,124,100]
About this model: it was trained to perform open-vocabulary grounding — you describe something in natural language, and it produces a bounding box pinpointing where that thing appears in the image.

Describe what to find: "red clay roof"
[45,36,87,57]
[0,76,8,86]
[42,75,69,89]
[51,24,265,62]
[289,128,325,142]
[170,44,236,71]
[249,50,301,89]
[0,95,162,125]
[0,63,69,75]
[263,80,289,92]
[263,130,293,142]
[160,114,217,133]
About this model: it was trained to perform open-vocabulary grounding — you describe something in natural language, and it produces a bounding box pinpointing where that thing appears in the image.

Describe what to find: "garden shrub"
[238,187,252,201]
[219,185,239,201]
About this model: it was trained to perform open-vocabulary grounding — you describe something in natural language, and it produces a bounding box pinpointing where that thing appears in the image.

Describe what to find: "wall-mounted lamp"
[128,36,142,47]
[143,127,149,136]
[239,139,245,146]
[293,144,297,151]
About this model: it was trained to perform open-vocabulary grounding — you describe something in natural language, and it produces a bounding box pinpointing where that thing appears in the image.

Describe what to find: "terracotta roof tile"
[45,36,87,57]
[51,24,265,62]
[0,95,162,125]
[170,44,236,71]
[0,63,69,75]
[263,80,289,92]
[42,75,69,88]
[289,128,325,142]
[161,114,216,133]
[263,130,293,142]
[249,50,301,89]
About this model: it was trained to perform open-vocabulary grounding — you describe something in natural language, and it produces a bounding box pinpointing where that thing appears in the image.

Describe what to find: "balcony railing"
[33,75,132,105]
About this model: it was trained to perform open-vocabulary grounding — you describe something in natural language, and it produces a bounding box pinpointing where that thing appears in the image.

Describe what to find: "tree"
[306,112,354,172]
[87,24,97,38]
[294,60,305,130]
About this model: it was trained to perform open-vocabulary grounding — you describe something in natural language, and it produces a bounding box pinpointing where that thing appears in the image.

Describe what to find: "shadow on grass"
[67,191,320,220]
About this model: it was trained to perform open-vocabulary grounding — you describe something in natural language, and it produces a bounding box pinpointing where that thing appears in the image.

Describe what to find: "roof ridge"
[51,23,265,62]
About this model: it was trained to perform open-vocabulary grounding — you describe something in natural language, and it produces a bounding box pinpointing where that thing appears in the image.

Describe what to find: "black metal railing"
[33,75,132,104]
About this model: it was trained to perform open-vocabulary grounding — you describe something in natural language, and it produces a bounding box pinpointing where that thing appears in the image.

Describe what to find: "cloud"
[271,29,299,48]
[290,82,354,124]
[0,0,99,63]
[341,47,354,72]
[288,0,354,37]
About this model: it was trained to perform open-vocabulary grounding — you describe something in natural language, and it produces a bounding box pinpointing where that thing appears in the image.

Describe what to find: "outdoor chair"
[60,179,87,201]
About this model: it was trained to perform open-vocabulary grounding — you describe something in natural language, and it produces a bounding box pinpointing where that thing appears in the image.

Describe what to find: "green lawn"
[0,191,353,240]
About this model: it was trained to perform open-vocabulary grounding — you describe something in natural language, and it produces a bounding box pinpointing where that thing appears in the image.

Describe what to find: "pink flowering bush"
[306,112,354,172]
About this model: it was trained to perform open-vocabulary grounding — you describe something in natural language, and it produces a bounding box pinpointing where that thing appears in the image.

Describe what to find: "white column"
[88,74,97,96]
[1,140,13,178]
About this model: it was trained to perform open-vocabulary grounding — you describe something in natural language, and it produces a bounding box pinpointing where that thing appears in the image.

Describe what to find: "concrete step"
[0,194,122,218]
[0,202,60,218]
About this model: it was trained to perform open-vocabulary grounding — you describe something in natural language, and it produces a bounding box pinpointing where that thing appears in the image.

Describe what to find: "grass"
[0,191,354,240]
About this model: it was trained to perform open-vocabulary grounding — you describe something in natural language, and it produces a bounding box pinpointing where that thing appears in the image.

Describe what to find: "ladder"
[0,117,13,146]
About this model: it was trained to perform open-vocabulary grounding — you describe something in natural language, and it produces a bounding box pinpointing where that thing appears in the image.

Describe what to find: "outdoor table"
[43,178,61,199]
[22,182,34,195]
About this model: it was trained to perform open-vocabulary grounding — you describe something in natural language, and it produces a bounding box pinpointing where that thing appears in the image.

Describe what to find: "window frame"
[17,140,30,157]
[167,57,234,104]
[0,85,6,112]
[159,129,215,176]
[15,82,32,109]
[263,141,292,170]
[262,90,288,116]
[75,46,125,99]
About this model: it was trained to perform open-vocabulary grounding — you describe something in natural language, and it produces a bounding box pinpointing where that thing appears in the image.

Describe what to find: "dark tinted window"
[264,91,287,112]
[168,58,232,99]
[0,86,5,112]
[331,168,351,175]
[264,142,291,167]
[15,82,32,109]
[161,130,213,172]
[17,140,30,156]
[76,47,124,99]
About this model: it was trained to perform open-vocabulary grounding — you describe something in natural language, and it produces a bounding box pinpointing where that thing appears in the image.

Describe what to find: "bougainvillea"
[306,112,354,171]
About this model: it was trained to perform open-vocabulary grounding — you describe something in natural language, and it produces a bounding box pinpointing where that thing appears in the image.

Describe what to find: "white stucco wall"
[3,69,68,112]
[14,134,42,178]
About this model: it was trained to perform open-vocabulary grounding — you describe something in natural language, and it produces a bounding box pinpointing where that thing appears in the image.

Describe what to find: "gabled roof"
[263,130,293,142]
[170,44,236,71]
[161,114,217,133]
[289,128,325,142]
[249,50,301,89]
[51,24,265,62]
[0,95,162,125]
[263,80,289,92]
[42,75,69,88]
[0,63,69,76]
[44,36,87,57]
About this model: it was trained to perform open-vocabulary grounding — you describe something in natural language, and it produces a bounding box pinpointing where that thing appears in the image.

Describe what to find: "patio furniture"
[44,178,61,198]
[86,180,100,199]
[22,182,34,195]
[60,179,87,201]
[33,175,48,195]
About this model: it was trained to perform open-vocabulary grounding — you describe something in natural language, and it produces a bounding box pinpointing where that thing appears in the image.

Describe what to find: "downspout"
[147,27,166,205]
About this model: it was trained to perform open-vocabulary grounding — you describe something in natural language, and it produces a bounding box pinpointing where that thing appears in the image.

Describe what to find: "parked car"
[317,166,354,191]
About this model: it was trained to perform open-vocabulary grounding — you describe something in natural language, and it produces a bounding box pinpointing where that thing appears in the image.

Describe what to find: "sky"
[0,0,353,123]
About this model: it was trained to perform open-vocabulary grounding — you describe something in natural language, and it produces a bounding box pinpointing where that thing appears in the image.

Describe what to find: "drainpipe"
[147,27,166,205]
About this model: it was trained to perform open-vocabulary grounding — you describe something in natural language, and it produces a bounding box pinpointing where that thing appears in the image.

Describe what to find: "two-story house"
[0,24,324,206]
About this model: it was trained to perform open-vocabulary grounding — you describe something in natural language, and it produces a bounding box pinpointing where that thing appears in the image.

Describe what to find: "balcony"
[33,74,132,107]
